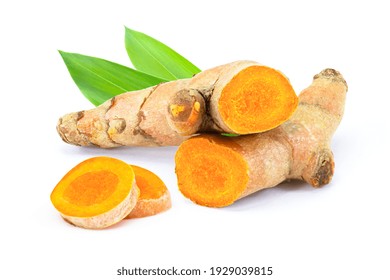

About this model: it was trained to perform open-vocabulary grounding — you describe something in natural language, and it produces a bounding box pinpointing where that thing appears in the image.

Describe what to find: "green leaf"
[221,133,240,137]
[59,51,166,106]
[125,27,201,80]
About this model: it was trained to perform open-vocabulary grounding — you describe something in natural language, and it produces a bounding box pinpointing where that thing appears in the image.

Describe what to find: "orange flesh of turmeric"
[51,157,135,218]
[126,165,171,219]
[63,171,118,206]
[219,66,298,134]
[131,165,167,200]
[175,136,249,207]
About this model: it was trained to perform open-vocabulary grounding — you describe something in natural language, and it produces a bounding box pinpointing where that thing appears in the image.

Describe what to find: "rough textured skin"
[175,69,348,207]
[57,61,296,148]
[62,184,140,229]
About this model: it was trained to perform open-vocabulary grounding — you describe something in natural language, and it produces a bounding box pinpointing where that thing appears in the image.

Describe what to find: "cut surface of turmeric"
[51,156,139,229]
[126,165,171,219]
[57,61,298,148]
[218,66,297,134]
[175,68,348,207]
[175,137,248,207]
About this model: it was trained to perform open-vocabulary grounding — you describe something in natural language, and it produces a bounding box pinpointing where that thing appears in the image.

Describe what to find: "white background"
[1,0,389,279]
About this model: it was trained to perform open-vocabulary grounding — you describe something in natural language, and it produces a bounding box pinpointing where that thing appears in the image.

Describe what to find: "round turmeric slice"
[50,156,139,229]
[126,165,171,219]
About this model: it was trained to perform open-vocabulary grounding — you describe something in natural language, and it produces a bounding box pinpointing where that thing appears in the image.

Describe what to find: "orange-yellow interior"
[51,157,135,217]
[175,135,249,207]
[131,165,167,200]
[218,66,298,134]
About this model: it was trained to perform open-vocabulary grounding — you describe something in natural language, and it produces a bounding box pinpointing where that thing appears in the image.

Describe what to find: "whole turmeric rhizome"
[50,157,171,229]
[54,61,348,222]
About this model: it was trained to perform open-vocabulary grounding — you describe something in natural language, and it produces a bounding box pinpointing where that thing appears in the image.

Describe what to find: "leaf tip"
[124,26,135,34]
[58,50,68,60]
[58,50,72,57]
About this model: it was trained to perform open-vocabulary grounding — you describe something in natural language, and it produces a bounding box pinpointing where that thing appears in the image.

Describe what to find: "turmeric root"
[126,165,171,219]
[50,156,139,229]
[57,61,298,148]
[175,69,348,207]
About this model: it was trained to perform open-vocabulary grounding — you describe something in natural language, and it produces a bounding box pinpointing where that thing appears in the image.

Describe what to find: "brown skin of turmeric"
[175,69,348,207]
[57,61,298,148]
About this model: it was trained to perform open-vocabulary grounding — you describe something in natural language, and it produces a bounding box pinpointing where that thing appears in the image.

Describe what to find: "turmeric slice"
[57,61,298,148]
[175,69,348,207]
[50,156,139,229]
[126,165,171,219]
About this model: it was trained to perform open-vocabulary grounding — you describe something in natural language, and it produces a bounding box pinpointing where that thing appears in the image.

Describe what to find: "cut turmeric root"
[57,61,298,148]
[175,68,348,207]
[126,165,171,219]
[50,157,139,229]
